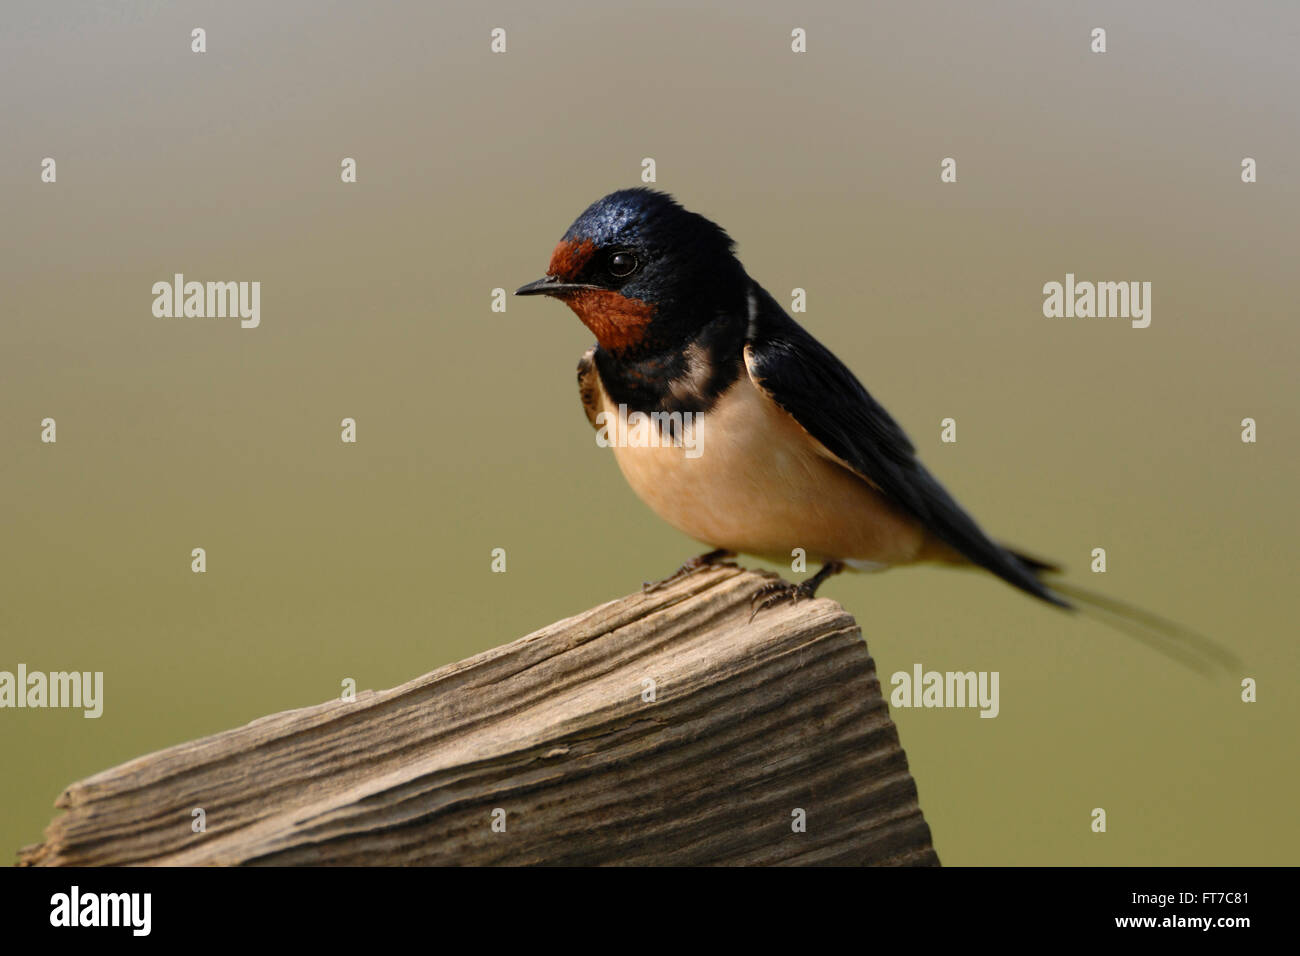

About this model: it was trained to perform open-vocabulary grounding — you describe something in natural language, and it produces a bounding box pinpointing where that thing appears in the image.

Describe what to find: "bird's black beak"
[515,276,598,297]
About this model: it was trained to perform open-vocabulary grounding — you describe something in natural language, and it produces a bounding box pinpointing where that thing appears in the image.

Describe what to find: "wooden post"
[19,566,938,866]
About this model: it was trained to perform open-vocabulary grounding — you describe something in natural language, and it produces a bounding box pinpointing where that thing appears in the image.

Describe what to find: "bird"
[517,188,1235,673]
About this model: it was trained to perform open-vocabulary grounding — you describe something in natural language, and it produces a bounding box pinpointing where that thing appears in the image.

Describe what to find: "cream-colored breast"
[592,365,930,567]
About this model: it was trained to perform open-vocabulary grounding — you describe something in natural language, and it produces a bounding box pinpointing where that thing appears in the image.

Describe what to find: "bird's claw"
[748,580,815,622]
[643,549,737,593]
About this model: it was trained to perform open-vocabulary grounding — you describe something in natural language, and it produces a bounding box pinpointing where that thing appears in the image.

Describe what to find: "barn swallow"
[518,189,1235,672]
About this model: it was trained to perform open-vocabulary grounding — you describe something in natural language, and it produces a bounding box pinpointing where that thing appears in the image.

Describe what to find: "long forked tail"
[1004,549,1242,677]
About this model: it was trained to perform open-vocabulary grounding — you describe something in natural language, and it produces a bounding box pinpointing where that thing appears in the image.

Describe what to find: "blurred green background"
[2,0,1296,865]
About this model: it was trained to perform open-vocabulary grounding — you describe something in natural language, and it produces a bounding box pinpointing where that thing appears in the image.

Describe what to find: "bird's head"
[516,189,747,357]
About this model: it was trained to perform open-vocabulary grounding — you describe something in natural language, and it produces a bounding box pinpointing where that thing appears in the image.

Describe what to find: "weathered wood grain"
[19,566,938,866]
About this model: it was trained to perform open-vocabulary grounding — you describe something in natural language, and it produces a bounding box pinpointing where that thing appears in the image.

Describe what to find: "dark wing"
[743,284,1069,608]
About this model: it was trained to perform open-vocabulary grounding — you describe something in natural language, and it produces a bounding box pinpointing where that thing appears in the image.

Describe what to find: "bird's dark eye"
[608,252,638,278]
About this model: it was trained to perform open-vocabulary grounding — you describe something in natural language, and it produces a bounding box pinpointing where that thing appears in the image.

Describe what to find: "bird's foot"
[748,580,815,620]
[643,549,737,593]
[748,561,845,622]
